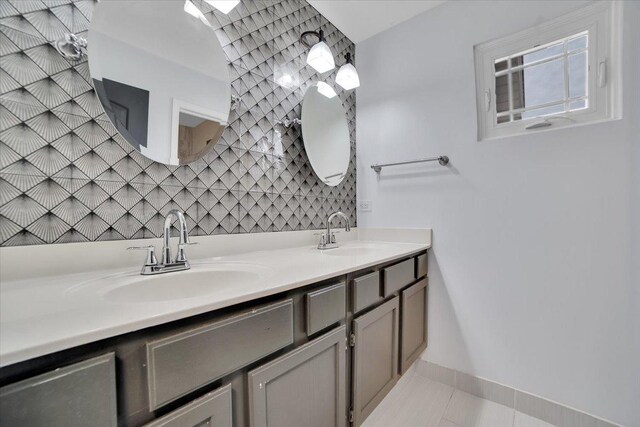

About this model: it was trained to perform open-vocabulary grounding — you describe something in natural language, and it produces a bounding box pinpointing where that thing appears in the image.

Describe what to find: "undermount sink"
[322,242,390,257]
[68,263,269,303]
[105,269,260,303]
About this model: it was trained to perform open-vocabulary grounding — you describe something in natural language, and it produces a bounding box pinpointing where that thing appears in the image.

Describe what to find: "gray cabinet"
[0,353,117,427]
[383,259,415,296]
[144,384,232,427]
[352,272,382,314]
[400,279,428,373]
[306,282,346,336]
[416,253,428,278]
[351,297,400,426]
[248,326,347,427]
[0,251,428,427]
[146,299,293,410]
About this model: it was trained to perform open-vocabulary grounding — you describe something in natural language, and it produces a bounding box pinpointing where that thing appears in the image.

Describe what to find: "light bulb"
[317,82,337,99]
[306,41,335,74]
[205,0,240,14]
[336,62,360,90]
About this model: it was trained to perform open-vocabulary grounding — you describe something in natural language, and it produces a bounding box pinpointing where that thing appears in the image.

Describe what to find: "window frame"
[474,1,622,141]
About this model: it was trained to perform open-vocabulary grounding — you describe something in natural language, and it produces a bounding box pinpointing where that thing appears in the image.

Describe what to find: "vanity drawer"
[147,299,294,410]
[0,353,117,427]
[383,259,415,297]
[144,384,232,427]
[416,253,428,278]
[306,283,346,336]
[352,272,382,313]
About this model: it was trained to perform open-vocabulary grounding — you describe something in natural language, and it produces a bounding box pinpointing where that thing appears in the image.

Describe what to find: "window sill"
[478,114,623,142]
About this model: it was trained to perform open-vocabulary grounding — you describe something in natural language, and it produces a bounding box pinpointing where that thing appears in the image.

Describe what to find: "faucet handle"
[176,242,198,263]
[127,246,158,266]
[314,232,326,246]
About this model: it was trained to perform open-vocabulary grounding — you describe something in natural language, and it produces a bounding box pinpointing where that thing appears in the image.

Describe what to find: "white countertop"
[0,228,431,368]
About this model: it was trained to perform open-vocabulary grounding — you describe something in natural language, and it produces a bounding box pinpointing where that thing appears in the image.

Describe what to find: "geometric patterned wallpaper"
[0,0,356,246]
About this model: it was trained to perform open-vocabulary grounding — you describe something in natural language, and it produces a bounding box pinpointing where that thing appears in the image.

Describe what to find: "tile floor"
[362,369,554,427]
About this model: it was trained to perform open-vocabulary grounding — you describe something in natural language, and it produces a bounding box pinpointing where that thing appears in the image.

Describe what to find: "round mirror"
[88,0,230,166]
[301,84,350,186]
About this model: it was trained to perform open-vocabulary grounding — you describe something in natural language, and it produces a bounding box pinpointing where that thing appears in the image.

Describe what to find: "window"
[474,2,621,140]
[494,32,588,124]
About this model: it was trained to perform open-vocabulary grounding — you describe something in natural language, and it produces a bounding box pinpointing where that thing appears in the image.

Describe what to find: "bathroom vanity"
[0,230,430,427]
[0,0,425,424]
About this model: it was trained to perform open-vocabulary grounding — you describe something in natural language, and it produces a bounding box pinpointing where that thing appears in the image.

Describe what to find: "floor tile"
[362,371,455,427]
[515,411,555,427]
[443,390,515,427]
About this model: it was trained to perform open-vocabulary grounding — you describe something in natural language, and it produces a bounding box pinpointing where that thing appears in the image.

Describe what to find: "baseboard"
[415,359,622,427]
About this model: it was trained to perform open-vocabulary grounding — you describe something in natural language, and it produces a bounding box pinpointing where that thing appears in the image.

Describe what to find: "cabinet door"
[248,326,347,427]
[144,384,232,427]
[352,297,400,426]
[400,279,428,373]
[0,353,117,427]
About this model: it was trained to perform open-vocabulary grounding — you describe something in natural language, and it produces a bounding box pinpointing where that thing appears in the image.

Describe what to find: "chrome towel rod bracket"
[371,156,449,173]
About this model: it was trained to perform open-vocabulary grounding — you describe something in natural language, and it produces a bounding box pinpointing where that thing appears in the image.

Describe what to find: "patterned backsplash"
[0,0,356,246]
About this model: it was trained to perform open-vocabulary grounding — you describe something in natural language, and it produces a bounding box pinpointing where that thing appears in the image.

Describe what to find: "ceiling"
[307,0,447,44]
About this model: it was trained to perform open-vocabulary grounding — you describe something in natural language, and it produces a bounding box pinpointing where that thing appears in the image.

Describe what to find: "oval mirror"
[301,83,350,186]
[88,0,230,166]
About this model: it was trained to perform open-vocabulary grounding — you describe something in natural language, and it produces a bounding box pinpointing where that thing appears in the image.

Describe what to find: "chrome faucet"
[128,209,196,275]
[318,211,351,250]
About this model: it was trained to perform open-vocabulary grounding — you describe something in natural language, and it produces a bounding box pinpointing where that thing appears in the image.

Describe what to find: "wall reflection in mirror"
[88,0,231,166]
[494,32,588,124]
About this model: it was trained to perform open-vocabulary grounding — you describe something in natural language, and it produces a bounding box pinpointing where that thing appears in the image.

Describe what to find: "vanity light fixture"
[335,53,360,90]
[301,29,335,74]
[317,81,337,99]
[205,0,240,14]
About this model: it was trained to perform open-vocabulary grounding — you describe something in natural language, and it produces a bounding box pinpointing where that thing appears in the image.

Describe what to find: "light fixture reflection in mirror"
[184,0,210,24]
[317,82,337,99]
[205,0,240,14]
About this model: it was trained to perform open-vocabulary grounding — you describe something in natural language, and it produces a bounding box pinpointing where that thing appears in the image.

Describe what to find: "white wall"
[356,1,639,425]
